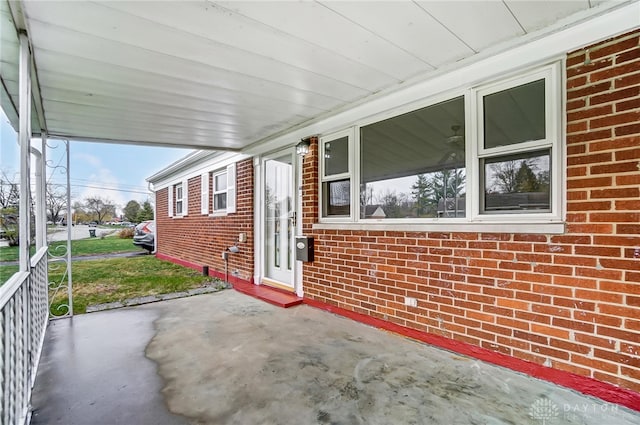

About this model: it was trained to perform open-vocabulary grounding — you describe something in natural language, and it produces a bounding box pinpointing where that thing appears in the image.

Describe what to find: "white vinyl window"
[210,163,237,215]
[320,129,353,220]
[359,96,466,220]
[175,183,184,215]
[319,62,562,228]
[213,171,227,212]
[474,65,561,221]
[168,180,188,218]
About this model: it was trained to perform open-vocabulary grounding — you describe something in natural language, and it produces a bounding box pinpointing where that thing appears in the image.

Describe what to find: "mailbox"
[295,236,314,262]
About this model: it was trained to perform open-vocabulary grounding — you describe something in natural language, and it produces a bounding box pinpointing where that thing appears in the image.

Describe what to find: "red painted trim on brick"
[155,252,253,286]
[303,298,640,412]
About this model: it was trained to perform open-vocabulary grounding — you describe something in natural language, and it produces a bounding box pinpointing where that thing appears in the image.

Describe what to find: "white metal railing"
[0,247,49,425]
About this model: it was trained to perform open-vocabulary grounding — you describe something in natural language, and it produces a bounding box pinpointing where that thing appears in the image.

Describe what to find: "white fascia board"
[147,150,213,183]
[149,151,251,191]
[245,1,639,157]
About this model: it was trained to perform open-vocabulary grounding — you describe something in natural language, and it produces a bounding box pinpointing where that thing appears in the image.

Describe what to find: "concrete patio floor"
[32,290,640,425]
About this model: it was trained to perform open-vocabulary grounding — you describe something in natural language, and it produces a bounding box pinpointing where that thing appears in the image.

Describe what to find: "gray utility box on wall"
[295,236,314,262]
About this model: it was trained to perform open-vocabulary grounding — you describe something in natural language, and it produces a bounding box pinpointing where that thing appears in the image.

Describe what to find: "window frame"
[356,92,469,223]
[208,163,236,216]
[174,183,184,216]
[470,63,562,222]
[211,170,228,215]
[318,62,564,229]
[319,128,355,222]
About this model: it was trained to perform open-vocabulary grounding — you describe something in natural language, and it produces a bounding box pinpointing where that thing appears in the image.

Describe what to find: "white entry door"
[263,151,296,289]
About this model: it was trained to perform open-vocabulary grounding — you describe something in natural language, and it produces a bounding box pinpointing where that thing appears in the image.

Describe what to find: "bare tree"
[490,160,520,193]
[490,158,540,194]
[46,183,67,224]
[72,201,91,224]
[0,170,20,245]
[0,170,19,210]
[84,196,116,224]
[359,184,374,218]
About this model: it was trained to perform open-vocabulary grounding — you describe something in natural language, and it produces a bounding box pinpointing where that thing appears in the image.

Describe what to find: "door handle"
[289,211,296,226]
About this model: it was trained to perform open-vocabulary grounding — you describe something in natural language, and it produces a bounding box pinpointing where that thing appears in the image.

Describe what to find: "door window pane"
[484,79,545,149]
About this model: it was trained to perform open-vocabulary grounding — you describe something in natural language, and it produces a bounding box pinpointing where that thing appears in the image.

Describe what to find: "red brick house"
[148,21,640,410]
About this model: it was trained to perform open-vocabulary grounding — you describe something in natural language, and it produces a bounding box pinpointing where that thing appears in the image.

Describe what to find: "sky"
[1,108,193,215]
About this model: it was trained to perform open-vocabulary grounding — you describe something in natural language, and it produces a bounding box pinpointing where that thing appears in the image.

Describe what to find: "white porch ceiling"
[3,0,628,150]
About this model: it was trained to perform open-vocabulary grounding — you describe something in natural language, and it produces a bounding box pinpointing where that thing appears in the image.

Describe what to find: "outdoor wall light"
[296,139,311,156]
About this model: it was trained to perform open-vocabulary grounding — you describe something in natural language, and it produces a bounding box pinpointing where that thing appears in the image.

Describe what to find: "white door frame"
[254,147,304,297]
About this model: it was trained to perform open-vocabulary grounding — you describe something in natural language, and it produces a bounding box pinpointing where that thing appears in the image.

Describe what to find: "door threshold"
[233,281,303,308]
[261,278,295,293]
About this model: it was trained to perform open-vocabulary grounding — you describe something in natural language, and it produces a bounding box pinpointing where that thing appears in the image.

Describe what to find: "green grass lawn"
[0,264,19,284]
[0,237,141,263]
[1,237,219,315]
[49,256,219,314]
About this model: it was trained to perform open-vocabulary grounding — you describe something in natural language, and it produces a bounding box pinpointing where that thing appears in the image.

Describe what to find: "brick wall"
[155,158,254,283]
[302,31,640,393]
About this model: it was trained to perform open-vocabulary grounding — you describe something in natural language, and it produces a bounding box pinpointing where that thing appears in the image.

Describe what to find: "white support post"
[39,134,48,248]
[65,140,73,316]
[33,138,46,250]
[18,31,31,272]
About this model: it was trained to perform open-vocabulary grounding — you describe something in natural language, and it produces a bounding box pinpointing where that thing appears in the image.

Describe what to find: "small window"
[477,68,556,216]
[321,131,352,218]
[213,171,227,212]
[175,183,183,215]
[209,163,236,215]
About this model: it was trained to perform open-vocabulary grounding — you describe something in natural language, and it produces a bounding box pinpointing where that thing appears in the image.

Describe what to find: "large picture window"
[360,96,465,219]
[319,63,561,226]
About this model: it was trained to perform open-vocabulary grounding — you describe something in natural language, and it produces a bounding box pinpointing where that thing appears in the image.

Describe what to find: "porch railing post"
[34,135,47,250]
[18,31,31,272]
[65,141,73,316]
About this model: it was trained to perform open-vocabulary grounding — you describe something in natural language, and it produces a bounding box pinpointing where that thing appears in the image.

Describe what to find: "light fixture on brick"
[296,138,311,156]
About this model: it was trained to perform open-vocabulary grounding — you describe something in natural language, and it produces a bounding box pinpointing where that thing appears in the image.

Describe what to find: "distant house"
[148,24,640,405]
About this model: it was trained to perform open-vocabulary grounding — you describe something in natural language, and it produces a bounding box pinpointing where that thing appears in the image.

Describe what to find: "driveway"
[31,290,640,425]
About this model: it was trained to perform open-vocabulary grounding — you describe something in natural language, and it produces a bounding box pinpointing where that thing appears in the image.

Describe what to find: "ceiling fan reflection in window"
[438,125,465,165]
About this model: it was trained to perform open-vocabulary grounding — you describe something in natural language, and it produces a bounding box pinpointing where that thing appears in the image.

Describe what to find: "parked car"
[133,220,155,252]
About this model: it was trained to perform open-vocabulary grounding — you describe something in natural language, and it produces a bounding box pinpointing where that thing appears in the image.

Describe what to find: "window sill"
[209,212,228,217]
[312,221,565,234]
